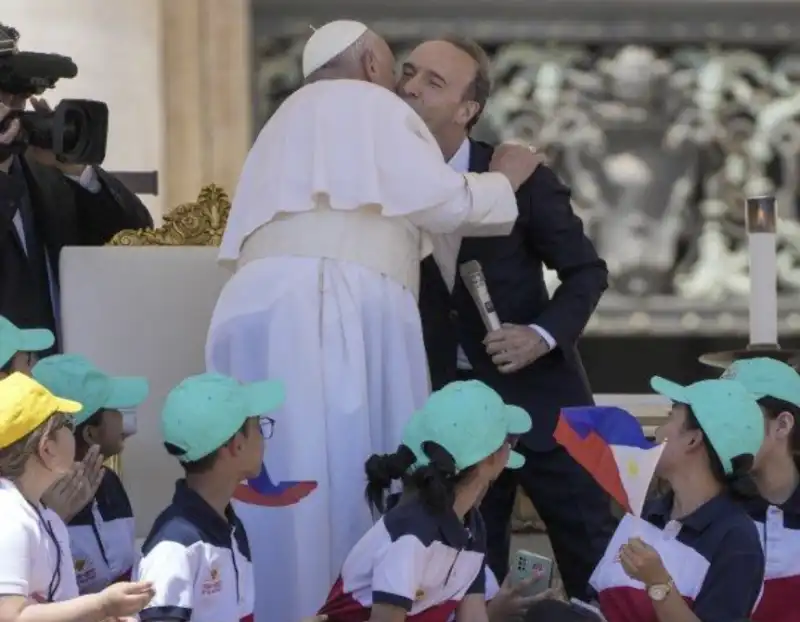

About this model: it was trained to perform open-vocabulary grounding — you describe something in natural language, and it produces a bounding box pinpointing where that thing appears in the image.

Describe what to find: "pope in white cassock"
[206,20,541,622]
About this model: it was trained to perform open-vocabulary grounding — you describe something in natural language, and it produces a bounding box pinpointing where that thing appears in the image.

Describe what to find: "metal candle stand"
[700,195,800,370]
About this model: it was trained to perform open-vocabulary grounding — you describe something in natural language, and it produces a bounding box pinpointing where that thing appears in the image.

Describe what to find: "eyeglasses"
[259,416,275,439]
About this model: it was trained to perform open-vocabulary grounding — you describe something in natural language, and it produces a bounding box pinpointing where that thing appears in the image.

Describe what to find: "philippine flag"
[554,406,665,516]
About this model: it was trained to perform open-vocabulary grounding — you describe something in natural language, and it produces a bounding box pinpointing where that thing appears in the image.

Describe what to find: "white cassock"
[206,79,517,622]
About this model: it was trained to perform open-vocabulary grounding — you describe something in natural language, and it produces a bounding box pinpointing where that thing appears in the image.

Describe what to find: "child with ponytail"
[320,380,531,622]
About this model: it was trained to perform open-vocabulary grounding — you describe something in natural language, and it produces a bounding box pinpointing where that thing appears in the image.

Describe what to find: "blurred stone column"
[161,0,252,211]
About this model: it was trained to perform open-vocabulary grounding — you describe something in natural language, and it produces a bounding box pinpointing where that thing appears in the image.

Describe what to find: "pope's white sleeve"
[377,109,518,236]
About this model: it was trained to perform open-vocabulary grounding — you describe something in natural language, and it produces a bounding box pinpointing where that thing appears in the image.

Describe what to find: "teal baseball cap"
[650,376,764,475]
[161,373,285,463]
[721,357,800,408]
[411,380,532,471]
[0,316,54,368]
[32,354,150,426]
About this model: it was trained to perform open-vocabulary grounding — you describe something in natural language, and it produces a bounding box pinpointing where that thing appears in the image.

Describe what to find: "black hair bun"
[730,453,754,476]
[365,446,416,486]
[421,441,457,476]
[727,453,759,501]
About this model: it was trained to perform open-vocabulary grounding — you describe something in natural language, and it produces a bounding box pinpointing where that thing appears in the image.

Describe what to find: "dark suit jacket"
[0,156,153,343]
[420,139,608,451]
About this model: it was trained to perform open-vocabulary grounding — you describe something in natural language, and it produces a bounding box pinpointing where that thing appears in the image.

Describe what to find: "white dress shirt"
[444,139,556,370]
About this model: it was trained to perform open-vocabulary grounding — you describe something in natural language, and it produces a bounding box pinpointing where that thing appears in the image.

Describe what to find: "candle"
[746,196,778,346]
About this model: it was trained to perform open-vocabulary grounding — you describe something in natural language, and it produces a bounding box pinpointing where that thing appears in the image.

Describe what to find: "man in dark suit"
[0,31,153,349]
[400,37,618,599]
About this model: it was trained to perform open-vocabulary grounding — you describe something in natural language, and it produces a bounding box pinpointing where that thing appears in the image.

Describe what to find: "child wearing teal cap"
[0,315,54,377]
[588,377,765,622]
[721,357,800,622]
[32,354,149,595]
[320,380,532,621]
[365,384,543,622]
[135,373,285,622]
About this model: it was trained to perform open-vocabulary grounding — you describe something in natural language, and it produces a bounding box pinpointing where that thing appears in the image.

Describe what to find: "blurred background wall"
[9,0,800,389]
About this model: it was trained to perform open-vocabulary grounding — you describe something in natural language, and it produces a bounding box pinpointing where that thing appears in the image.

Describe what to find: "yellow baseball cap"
[0,373,82,450]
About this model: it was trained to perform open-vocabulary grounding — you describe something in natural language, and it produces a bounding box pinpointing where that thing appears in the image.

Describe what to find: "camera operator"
[0,25,153,352]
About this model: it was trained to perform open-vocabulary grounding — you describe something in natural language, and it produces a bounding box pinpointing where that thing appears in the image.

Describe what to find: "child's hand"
[487,572,560,621]
[41,462,86,521]
[81,444,106,500]
[41,445,105,521]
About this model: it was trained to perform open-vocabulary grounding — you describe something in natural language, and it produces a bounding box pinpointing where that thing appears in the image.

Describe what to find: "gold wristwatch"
[647,578,674,602]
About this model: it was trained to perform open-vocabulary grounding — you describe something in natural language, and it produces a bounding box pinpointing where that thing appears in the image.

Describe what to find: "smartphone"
[509,549,553,597]
[569,598,608,622]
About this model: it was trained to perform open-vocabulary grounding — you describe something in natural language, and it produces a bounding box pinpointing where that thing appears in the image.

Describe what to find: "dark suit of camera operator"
[0,94,153,350]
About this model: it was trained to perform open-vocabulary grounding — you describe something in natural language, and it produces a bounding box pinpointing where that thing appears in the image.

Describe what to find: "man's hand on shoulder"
[488,142,544,191]
[484,323,549,374]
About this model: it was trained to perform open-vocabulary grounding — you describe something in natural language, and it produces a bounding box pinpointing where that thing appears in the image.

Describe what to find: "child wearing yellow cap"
[0,316,54,378]
[0,372,153,619]
[32,354,150,595]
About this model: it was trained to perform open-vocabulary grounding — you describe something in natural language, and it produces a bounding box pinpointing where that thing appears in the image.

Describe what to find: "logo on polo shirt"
[232,463,317,508]
[202,567,222,595]
[74,559,97,586]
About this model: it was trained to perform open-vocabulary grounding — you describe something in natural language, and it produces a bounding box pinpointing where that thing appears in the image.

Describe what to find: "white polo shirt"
[134,481,254,622]
[746,488,800,622]
[0,478,79,602]
[320,496,487,621]
[67,469,136,594]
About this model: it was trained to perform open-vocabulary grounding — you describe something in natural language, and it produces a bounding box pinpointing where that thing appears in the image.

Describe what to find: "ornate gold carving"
[107,184,231,247]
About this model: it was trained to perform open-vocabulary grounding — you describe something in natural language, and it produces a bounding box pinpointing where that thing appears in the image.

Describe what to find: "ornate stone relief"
[252,36,800,334]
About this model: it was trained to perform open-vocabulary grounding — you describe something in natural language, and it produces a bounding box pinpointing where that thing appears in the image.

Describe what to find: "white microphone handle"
[462,267,502,332]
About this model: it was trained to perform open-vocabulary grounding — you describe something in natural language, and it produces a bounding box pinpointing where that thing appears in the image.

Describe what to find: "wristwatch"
[647,579,674,602]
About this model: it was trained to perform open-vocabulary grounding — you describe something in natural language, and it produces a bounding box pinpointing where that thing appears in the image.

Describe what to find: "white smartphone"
[569,598,608,622]
[509,549,553,597]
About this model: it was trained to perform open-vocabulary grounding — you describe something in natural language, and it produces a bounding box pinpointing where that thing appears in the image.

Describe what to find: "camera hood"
[0,51,77,94]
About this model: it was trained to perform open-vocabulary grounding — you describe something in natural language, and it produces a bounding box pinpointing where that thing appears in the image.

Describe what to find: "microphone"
[459,260,501,332]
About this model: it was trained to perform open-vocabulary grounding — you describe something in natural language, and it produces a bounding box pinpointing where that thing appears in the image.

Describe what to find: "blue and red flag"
[554,406,665,516]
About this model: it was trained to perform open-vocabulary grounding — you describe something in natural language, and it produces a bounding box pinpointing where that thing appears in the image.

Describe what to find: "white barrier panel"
[60,246,230,536]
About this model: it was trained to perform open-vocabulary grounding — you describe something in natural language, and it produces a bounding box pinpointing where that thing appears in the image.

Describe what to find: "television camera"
[0,23,109,165]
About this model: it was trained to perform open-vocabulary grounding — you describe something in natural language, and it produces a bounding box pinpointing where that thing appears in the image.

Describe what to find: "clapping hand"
[42,445,105,521]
